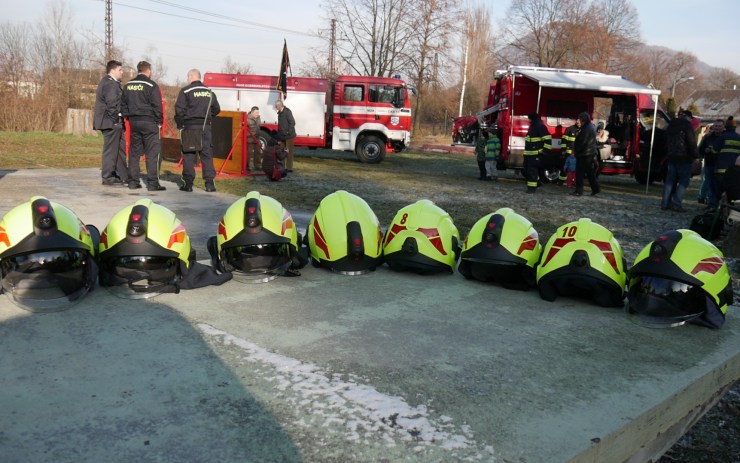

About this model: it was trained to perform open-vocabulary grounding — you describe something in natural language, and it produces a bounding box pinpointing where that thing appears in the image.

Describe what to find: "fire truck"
[477,66,670,184]
[203,73,412,163]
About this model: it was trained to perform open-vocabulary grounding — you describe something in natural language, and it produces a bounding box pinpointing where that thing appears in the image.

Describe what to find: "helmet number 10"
[561,226,578,237]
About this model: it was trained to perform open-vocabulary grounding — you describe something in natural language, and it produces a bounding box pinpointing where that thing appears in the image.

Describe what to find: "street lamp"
[671,76,695,99]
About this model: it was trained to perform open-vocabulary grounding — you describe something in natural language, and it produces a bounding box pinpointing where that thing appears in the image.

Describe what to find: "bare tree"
[584,0,641,73]
[498,0,583,68]
[405,0,459,131]
[323,0,414,77]
[707,67,740,90]
[220,56,253,75]
[451,4,497,117]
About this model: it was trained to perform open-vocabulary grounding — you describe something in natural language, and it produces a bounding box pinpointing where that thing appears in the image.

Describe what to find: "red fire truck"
[203,73,412,163]
[478,66,670,184]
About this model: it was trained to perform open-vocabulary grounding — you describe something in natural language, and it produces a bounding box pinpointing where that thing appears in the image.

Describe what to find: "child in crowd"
[475,130,488,180]
[564,152,577,188]
[485,127,501,181]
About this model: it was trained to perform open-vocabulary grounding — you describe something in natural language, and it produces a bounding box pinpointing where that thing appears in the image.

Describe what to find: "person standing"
[661,110,698,212]
[93,60,129,186]
[556,123,579,185]
[485,127,501,181]
[247,106,262,172]
[475,130,487,180]
[716,116,740,202]
[697,119,725,210]
[122,61,165,191]
[523,112,551,193]
[275,100,296,171]
[572,112,600,197]
[175,69,221,192]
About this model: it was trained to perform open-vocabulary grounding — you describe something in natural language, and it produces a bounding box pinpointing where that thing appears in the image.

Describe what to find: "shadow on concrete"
[0,292,302,463]
[0,170,18,181]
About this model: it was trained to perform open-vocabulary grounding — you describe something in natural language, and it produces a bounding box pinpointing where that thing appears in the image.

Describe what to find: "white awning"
[509,66,661,96]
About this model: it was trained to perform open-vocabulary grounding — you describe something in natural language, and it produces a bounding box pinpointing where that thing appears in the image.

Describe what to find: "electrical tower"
[105,0,113,62]
[329,19,336,79]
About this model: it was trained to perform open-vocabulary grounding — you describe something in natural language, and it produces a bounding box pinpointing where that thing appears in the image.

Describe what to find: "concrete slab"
[0,168,738,462]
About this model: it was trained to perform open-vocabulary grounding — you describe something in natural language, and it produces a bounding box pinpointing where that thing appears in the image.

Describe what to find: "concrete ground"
[0,168,738,463]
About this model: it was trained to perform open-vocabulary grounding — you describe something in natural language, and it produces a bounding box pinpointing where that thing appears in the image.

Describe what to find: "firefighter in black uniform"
[523,112,552,193]
[93,59,130,186]
[122,61,165,191]
[174,69,221,192]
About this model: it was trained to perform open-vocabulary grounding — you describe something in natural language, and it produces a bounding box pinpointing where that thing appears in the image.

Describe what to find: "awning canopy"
[507,66,661,96]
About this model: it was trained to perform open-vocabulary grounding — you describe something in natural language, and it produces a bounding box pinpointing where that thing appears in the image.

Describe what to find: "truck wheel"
[355,135,386,163]
[257,130,271,152]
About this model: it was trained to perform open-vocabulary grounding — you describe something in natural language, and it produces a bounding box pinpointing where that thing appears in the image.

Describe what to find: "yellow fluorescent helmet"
[459,208,541,290]
[627,229,733,329]
[209,191,305,283]
[537,218,626,307]
[98,199,191,298]
[307,190,383,275]
[0,196,97,312]
[383,199,460,274]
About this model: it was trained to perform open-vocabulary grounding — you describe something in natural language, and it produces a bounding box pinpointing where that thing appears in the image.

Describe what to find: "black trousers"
[128,119,161,187]
[182,125,215,185]
[523,155,539,190]
[575,155,600,194]
[101,123,129,181]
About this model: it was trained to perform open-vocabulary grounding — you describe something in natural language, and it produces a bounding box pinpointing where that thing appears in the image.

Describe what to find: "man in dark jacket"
[174,69,221,192]
[661,110,698,212]
[523,112,551,193]
[275,100,296,171]
[93,60,130,186]
[572,112,600,196]
[716,116,740,202]
[122,61,165,191]
[698,119,725,210]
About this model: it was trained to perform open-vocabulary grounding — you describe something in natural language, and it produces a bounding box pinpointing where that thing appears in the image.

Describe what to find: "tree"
[405,0,459,131]
[221,56,253,75]
[461,5,496,115]
[497,0,583,68]
[322,0,414,77]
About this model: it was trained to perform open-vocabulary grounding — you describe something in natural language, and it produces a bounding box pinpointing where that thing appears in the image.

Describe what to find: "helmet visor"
[627,276,706,328]
[1,250,91,312]
[100,255,180,299]
[222,243,292,283]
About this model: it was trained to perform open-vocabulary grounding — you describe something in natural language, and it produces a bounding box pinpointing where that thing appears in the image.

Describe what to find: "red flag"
[276,39,290,99]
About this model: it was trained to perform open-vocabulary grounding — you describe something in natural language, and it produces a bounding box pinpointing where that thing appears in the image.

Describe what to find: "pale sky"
[2,0,739,83]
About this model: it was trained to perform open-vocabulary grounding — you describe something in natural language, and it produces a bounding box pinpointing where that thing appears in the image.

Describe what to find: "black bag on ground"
[180,128,203,153]
[690,211,722,240]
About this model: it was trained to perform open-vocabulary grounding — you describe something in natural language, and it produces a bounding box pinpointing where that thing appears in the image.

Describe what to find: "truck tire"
[257,130,272,152]
[355,135,386,163]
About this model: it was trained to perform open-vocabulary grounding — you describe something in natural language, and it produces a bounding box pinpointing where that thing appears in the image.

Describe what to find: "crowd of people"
[93,59,297,192]
[471,109,738,212]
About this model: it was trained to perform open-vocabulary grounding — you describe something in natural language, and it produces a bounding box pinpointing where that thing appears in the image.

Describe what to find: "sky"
[2,0,739,84]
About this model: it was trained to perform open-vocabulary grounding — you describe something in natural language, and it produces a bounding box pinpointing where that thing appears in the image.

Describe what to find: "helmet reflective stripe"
[536,218,626,306]
[627,229,733,328]
[382,200,460,274]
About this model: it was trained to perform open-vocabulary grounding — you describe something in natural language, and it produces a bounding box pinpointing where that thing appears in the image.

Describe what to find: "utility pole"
[105,0,113,62]
[329,19,336,79]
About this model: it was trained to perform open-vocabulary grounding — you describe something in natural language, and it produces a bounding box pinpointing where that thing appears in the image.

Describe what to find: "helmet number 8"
[400,213,408,224]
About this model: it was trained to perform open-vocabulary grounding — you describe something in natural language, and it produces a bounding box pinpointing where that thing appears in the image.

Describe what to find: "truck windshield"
[369,85,405,108]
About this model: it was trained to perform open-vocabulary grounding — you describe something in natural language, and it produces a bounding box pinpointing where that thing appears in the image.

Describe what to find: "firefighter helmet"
[459,208,542,290]
[536,218,626,306]
[306,190,383,274]
[0,196,98,312]
[98,199,191,298]
[382,199,460,274]
[626,229,733,329]
[207,191,306,283]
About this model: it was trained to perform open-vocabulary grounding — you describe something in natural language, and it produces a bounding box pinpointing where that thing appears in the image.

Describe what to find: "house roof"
[681,89,740,121]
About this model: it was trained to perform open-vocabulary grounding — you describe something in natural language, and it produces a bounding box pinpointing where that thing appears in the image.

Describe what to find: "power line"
[105,0,317,38]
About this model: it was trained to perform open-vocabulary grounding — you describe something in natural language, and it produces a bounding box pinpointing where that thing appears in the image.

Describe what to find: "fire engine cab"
[478,66,669,184]
[204,73,412,163]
